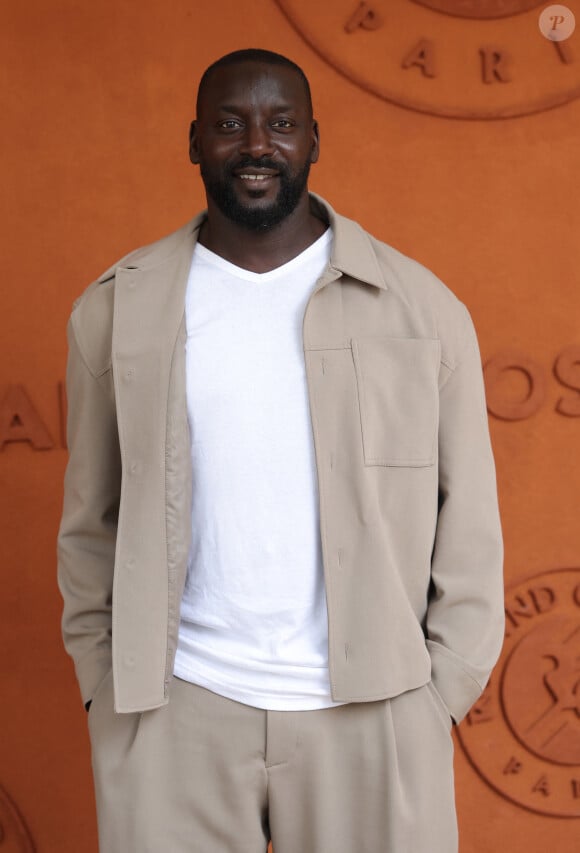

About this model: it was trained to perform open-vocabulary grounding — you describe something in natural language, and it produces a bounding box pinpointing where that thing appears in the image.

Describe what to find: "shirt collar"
[309,193,388,291]
[98,193,388,292]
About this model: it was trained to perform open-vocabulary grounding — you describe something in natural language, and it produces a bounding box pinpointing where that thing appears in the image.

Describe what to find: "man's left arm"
[426,304,504,725]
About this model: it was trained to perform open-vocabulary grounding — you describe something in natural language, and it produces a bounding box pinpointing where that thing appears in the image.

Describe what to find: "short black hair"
[196,49,312,116]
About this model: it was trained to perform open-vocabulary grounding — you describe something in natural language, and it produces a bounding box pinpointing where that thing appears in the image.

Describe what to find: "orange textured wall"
[1,0,579,850]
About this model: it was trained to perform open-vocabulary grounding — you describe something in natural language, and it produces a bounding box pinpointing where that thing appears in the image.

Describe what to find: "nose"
[239,121,274,158]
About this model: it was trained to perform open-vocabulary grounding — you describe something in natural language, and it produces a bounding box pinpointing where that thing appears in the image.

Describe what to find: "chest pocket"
[351,337,440,467]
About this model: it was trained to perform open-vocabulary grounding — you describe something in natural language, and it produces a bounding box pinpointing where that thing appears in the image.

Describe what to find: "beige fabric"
[57,194,504,722]
[88,675,457,853]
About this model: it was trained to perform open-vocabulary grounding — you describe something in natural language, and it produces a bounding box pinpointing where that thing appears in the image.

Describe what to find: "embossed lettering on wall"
[0,384,66,451]
[1,348,580,452]
[275,0,580,118]
[483,346,580,420]
[457,568,580,818]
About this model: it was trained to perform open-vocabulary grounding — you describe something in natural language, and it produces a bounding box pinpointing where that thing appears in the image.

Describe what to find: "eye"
[271,119,294,130]
[218,119,243,130]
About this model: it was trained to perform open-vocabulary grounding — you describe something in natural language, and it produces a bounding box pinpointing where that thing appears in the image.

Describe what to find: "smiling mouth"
[237,173,277,182]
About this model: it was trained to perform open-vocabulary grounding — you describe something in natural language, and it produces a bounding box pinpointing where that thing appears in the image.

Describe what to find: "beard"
[201,156,311,231]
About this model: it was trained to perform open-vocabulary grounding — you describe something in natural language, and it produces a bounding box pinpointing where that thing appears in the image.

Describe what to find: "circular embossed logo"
[275,0,580,118]
[457,568,580,818]
[0,785,35,851]
[411,0,544,18]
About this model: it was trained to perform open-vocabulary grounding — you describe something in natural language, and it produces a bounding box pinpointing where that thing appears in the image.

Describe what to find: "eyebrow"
[217,103,295,113]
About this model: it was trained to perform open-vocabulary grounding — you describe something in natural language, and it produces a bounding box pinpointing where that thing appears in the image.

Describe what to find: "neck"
[197,194,327,273]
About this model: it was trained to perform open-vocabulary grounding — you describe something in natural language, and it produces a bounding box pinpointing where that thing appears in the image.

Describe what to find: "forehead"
[197,62,310,115]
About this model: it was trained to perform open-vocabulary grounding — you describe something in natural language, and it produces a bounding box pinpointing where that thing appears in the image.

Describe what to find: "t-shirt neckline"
[192,228,332,283]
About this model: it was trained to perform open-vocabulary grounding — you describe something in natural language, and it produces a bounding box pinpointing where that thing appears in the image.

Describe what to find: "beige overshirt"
[57,194,504,723]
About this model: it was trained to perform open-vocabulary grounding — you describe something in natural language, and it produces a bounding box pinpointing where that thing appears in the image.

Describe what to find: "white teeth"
[239,174,270,181]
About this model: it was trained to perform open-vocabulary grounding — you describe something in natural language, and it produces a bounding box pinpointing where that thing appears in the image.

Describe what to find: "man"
[58,48,504,853]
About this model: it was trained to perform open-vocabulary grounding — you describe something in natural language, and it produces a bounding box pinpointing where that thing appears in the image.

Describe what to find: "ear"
[189,120,200,165]
[310,119,320,165]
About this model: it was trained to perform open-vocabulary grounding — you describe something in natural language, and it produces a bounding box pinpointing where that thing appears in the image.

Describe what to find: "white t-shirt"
[173,228,345,710]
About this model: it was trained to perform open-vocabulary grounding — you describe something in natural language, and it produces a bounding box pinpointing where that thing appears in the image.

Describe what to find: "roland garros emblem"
[457,568,580,818]
[275,0,580,118]
[0,785,35,851]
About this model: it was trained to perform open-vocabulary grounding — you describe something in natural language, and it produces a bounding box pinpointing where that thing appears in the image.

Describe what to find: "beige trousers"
[88,674,458,852]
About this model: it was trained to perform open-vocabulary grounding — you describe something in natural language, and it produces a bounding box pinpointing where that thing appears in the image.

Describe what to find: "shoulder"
[67,216,202,374]
[314,194,472,367]
[366,230,474,370]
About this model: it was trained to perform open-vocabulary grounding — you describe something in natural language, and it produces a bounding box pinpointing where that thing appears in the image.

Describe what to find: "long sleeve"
[426,305,504,724]
[57,314,121,707]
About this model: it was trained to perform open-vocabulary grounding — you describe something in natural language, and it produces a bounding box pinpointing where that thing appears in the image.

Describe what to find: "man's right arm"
[57,312,121,709]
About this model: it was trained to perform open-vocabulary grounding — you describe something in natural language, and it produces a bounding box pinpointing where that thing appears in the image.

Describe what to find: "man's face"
[190,61,319,231]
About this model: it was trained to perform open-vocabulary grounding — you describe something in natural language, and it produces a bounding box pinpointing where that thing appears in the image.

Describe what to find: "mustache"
[230,157,286,173]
